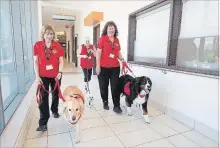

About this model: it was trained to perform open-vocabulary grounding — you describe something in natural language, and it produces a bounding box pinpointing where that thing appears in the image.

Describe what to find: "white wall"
[37,0,42,40]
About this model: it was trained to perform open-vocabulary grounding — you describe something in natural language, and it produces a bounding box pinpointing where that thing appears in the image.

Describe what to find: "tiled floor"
[24,63,218,148]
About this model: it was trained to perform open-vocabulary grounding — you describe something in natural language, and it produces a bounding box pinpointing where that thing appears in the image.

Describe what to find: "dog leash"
[36,78,84,125]
[36,78,65,104]
[121,61,136,77]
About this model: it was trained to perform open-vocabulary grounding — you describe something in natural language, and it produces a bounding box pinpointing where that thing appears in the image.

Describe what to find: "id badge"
[46,65,53,70]
[109,53,114,58]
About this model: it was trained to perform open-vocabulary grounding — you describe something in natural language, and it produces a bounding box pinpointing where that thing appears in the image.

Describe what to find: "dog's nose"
[72,116,76,121]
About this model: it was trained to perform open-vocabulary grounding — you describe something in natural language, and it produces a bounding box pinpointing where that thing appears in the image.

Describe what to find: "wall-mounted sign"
[52,14,76,22]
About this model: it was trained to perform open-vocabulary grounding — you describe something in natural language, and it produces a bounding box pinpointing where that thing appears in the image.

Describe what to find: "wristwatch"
[120,58,124,61]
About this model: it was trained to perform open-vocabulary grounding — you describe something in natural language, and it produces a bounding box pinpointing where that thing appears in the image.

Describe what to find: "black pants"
[98,67,120,107]
[82,68,92,82]
[39,77,61,126]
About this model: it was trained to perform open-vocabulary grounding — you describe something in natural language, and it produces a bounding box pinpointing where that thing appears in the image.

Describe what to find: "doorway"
[93,24,100,75]
[71,25,75,65]
[74,34,78,67]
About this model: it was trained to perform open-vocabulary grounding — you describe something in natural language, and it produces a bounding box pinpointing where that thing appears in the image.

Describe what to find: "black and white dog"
[118,74,152,123]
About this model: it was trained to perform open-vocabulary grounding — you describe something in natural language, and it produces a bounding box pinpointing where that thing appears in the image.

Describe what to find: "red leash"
[36,78,84,124]
[36,78,65,104]
[122,61,133,76]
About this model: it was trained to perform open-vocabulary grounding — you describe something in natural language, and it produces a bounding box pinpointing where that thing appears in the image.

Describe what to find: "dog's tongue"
[139,90,146,98]
[139,95,145,98]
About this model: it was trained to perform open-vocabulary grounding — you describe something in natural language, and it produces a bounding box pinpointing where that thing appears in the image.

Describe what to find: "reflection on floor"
[24,63,218,148]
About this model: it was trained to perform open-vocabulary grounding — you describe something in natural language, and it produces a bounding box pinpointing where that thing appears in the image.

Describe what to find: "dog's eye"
[76,108,79,111]
[68,109,71,111]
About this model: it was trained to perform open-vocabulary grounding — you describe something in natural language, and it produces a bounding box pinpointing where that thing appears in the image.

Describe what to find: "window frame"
[0,84,5,134]
[127,0,219,76]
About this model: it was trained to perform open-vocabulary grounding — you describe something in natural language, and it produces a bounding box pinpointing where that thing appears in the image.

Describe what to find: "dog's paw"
[143,114,150,124]
[136,104,141,109]
[75,139,80,144]
[127,112,132,116]
[127,107,132,116]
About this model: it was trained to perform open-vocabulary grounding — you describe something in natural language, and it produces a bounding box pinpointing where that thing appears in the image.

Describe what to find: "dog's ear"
[147,77,152,87]
[78,100,85,116]
[62,102,68,115]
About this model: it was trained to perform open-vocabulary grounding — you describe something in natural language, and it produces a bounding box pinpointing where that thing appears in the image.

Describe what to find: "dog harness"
[124,81,145,98]
[124,82,131,96]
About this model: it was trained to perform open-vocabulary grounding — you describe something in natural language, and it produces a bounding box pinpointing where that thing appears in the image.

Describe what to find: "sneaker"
[53,112,60,118]
[103,103,109,110]
[36,125,47,131]
[113,106,122,114]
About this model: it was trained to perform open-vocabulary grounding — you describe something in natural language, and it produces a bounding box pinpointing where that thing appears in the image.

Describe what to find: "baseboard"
[14,98,36,148]
[165,108,195,129]
[148,99,166,113]
[194,121,219,143]
[148,100,219,143]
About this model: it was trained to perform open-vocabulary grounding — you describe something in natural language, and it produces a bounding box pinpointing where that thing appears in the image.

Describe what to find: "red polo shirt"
[33,40,64,78]
[80,44,95,69]
[97,35,121,68]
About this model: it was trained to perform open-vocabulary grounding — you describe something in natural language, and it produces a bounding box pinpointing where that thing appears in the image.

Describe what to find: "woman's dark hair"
[101,21,118,37]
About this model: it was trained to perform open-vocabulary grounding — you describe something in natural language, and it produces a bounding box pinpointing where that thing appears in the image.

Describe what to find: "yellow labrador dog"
[62,86,85,143]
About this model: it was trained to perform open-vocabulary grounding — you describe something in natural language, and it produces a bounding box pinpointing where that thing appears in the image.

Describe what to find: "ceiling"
[41,6,78,31]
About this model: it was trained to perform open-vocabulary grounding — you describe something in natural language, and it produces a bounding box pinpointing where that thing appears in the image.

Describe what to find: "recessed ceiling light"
[60,8,64,11]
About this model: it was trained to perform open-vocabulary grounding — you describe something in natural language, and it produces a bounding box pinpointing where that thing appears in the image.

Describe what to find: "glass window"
[134,4,171,64]
[0,0,19,110]
[19,1,30,84]
[25,1,34,87]
[176,0,219,71]
[0,0,36,134]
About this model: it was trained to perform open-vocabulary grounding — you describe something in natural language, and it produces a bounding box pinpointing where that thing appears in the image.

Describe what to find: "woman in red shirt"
[78,37,96,91]
[33,24,64,131]
[96,21,125,114]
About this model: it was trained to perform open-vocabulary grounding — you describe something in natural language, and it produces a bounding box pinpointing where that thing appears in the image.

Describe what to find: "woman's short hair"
[41,24,56,40]
[101,21,118,37]
[84,36,91,44]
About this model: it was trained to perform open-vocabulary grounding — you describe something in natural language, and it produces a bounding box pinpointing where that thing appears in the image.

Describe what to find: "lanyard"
[43,45,53,60]
[109,40,116,51]
[86,45,91,56]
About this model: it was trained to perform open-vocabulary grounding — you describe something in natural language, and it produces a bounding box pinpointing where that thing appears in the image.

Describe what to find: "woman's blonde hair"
[41,24,56,40]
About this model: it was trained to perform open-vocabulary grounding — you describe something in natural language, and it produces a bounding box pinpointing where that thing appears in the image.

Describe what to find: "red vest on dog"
[80,44,94,69]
